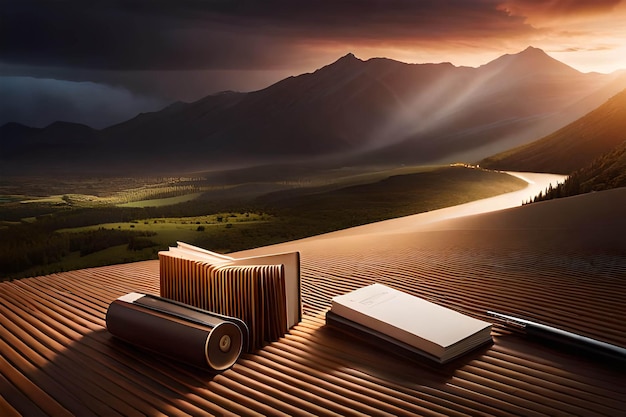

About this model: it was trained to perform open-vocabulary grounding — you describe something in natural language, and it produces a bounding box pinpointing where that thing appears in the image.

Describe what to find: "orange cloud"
[498,0,622,23]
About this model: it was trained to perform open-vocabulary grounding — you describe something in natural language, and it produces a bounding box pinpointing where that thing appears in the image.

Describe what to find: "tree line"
[528,141,626,204]
[0,194,261,280]
[0,224,158,278]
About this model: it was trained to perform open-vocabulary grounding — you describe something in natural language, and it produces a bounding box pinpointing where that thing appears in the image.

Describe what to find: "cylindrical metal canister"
[106,293,244,371]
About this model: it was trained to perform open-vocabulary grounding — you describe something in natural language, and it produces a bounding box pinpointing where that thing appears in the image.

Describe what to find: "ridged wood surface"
[1,189,625,416]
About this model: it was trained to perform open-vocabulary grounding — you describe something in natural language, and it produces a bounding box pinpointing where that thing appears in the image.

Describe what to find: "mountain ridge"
[479,88,626,173]
[479,46,581,77]
[3,47,626,175]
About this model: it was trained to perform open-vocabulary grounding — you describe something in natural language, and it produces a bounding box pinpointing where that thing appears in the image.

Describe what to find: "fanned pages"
[159,242,300,351]
[327,283,492,363]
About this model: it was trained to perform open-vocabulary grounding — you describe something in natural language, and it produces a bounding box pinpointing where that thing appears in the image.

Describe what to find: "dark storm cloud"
[1,0,271,70]
[0,76,168,128]
[2,0,623,127]
[1,0,532,71]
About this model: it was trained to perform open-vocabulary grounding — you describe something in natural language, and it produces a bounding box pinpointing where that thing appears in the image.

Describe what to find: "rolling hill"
[2,47,626,175]
[479,88,626,174]
[568,140,626,191]
[529,140,626,203]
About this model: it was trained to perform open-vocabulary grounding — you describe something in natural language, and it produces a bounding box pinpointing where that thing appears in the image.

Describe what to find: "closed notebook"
[328,283,492,363]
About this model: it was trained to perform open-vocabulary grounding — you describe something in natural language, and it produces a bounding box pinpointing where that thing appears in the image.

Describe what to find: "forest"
[0,166,527,280]
[530,141,626,203]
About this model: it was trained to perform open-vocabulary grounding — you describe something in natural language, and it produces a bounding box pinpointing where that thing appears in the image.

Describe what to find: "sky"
[2,0,626,129]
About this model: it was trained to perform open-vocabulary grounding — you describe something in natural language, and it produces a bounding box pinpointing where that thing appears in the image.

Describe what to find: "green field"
[0,165,526,280]
[116,192,205,208]
[60,212,272,248]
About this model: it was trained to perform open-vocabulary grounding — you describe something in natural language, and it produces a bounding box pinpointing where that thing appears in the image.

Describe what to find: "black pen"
[488,311,626,362]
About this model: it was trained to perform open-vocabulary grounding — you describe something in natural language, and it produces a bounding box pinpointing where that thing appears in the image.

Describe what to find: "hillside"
[0,121,101,154]
[479,88,626,174]
[0,166,526,279]
[531,140,626,203]
[2,47,626,175]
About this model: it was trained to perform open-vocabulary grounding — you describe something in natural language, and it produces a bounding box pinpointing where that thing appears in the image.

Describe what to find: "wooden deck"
[2,189,625,416]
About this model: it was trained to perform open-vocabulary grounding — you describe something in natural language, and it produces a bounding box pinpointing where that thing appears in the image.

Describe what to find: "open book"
[159,242,301,350]
[327,283,492,364]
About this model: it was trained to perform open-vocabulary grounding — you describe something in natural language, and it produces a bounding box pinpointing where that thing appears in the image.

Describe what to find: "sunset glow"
[2,0,626,127]
[304,1,626,75]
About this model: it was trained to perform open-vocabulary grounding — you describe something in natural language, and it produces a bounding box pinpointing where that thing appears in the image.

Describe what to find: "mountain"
[101,53,469,163]
[3,47,626,174]
[0,121,101,172]
[479,88,626,174]
[569,141,626,192]
[358,47,626,164]
[528,140,626,204]
[479,45,581,78]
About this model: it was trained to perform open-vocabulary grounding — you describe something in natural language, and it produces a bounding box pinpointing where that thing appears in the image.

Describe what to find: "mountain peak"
[334,52,362,65]
[481,46,579,76]
[340,52,358,60]
[515,46,556,61]
[521,45,545,54]
[0,121,31,130]
[313,52,364,76]
[45,120,92,129]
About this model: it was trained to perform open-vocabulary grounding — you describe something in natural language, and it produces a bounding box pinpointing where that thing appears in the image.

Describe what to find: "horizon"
[1,3,625,412]
[2,45,623,132]
[2,0,626,129]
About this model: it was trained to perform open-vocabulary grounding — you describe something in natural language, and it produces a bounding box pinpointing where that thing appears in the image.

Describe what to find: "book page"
[159,243,299,350]
[176,241,234,261]
[166,243,300,328]
[166,243,233,265]
[226,252,301,328]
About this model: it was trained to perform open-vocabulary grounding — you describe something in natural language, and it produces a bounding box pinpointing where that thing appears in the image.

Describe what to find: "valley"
[3,48,626,176]
[0,165,528,280]
[3,5,626,415]
[2,47,625,282]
